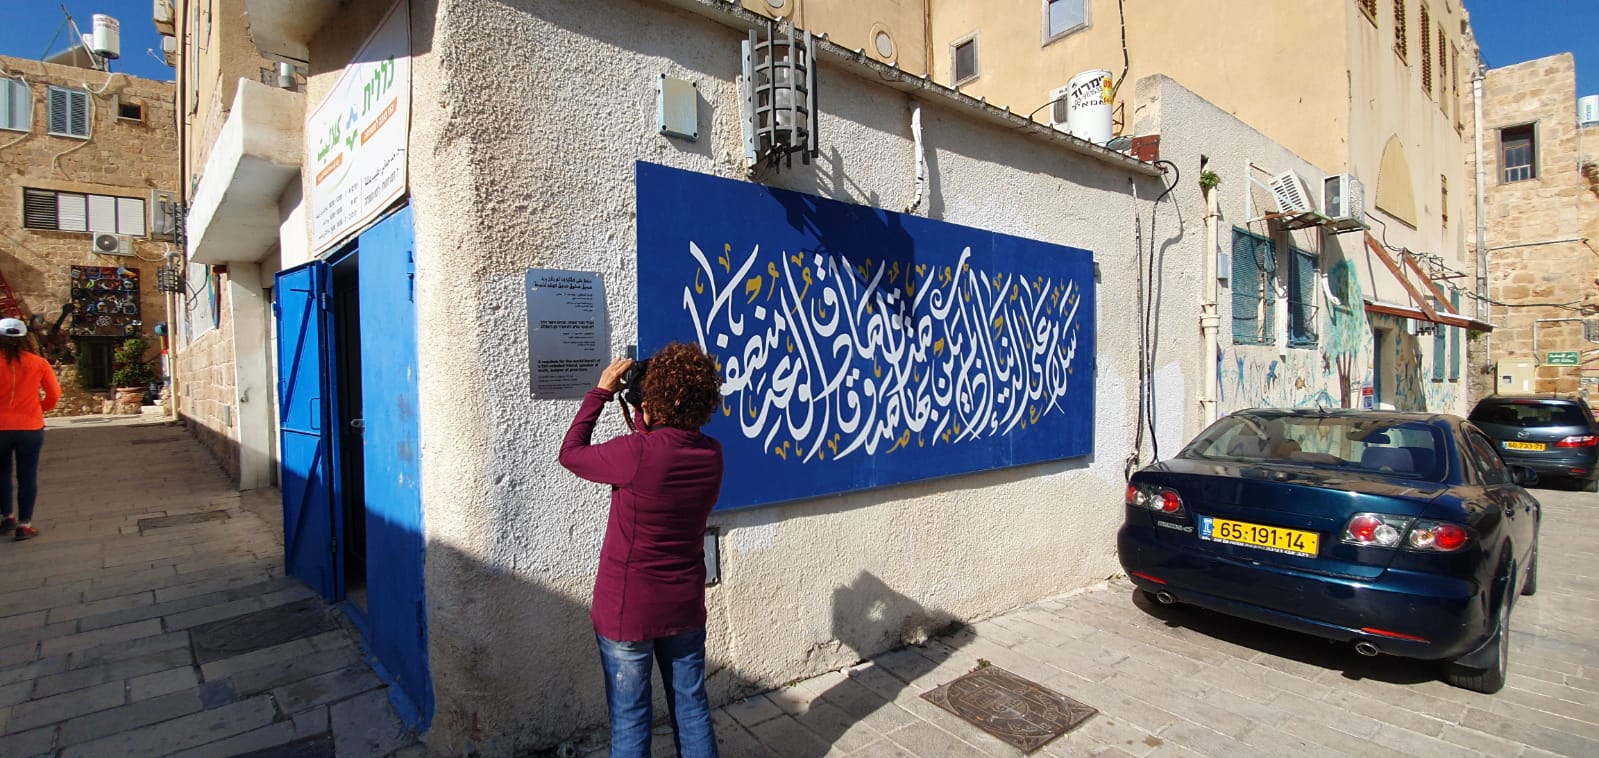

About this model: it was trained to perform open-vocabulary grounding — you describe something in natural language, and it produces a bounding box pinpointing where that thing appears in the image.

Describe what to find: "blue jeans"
[596,628,717,758]
[0,429,44,523]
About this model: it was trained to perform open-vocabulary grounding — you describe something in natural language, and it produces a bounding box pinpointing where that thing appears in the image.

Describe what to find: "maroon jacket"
[559,388,724,641]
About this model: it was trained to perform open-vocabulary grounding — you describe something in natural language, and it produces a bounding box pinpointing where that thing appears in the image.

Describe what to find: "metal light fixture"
[156,266,183,293]
[741,19,818,170]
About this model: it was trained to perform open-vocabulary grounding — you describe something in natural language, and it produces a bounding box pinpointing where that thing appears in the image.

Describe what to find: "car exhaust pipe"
[1354,641,1380,657]
[1155,591,1177,605]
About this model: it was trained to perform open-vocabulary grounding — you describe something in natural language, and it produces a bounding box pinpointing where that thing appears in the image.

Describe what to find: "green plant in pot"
[111,337,158,391]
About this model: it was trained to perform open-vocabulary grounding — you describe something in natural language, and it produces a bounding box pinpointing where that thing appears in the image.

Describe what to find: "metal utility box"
[1497,361,1536,394]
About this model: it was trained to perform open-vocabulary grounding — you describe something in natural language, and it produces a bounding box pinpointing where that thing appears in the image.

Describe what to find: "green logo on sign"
[1546,351,1580,366]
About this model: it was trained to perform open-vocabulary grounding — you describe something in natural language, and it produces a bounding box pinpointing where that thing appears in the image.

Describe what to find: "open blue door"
[275,261,340,600]
[355,206,433,728]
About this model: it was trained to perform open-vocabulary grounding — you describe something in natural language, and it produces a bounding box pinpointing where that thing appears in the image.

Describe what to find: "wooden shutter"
[69,89,88,136]
[57,192,87,231]
[1231,231,1262,344]
[88,194,117,233]
[22,189,58,230]
[48,87,68,134]
[48,87,88,137]
[117,197,146,236]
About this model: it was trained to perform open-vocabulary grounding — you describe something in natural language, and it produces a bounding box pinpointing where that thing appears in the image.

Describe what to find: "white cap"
[0,318,25,337]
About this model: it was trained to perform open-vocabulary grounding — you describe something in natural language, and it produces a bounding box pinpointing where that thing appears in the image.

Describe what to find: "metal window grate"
[22,188,58,230]
[1394,0,1408,59]
[1420,5,1432,95]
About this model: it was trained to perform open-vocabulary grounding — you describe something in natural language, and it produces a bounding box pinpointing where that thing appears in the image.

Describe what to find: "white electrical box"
[1497,361,1536,394]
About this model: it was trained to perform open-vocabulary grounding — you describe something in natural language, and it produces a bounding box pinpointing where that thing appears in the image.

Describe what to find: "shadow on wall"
[425,536,969,756]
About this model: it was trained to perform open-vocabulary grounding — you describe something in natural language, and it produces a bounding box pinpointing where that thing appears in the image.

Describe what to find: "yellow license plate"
[1201,517,1319,557]
[1504,441,1546,451]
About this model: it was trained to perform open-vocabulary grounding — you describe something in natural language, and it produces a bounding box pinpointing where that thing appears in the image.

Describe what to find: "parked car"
[1117,409,1540,693]
[1468,395,1599,492]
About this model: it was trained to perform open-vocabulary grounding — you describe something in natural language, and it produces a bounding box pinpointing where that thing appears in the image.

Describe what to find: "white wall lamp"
[741,19,819,171]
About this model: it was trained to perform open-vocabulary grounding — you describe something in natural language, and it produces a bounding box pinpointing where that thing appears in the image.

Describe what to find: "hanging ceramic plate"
[122,303,137,314]
[85,269,99,280]
[96,316,111,326]
[70,269,82,279]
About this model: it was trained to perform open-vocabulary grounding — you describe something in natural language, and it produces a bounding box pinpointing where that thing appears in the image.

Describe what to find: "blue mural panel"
[636,162,1096,510]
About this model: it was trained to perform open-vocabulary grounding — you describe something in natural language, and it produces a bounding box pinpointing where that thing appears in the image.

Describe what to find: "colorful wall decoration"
[635,163,1097,510]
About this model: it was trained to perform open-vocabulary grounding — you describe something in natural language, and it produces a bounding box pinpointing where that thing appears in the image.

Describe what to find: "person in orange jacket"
[0,318,61,540]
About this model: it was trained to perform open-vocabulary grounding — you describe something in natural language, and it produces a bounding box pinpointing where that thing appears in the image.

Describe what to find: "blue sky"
[0,1,1591,95]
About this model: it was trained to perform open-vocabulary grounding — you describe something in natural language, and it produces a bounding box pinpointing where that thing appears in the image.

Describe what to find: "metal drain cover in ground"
[920,666,1096,753]
[190,598,338,664]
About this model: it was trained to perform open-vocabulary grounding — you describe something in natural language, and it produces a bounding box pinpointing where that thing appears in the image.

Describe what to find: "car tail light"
[1407,520,1470,552]
[1556,435,1598,448]
[1126,482,1185,516]
[1342,512,1473,552]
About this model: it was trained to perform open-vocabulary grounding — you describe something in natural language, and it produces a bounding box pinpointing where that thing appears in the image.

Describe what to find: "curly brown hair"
[642,342,722,430]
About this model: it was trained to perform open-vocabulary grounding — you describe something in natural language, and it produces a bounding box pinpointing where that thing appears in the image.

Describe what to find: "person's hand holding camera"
[598,356,633,392]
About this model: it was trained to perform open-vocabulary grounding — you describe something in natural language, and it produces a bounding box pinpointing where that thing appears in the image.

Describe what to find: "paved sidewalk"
[693,487,1599,757]
[0,415,420,757]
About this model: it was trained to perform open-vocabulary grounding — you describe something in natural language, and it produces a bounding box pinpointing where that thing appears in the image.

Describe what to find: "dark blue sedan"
[1117,409,1541,693]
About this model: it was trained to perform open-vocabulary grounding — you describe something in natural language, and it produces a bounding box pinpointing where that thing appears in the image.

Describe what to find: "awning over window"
[1364,298,1494,332]
[1361,232,1493,332]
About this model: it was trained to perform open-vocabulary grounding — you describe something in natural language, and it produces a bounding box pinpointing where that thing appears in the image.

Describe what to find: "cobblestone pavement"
[8,417,1596,757]
[698,485,1599,757]
[0,415,421,757]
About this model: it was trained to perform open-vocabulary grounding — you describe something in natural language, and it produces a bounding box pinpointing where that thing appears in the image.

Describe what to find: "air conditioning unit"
[1267,171,1314,214]
[153,0,176,36]
[1323,173,1367,228]
[1048,83,1073,128]
[92,233,131,256]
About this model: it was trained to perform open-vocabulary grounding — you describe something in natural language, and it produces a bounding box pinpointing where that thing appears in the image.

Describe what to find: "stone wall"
[1474,54,1599,397]
[0,56,179,412]
[172,271,240,480]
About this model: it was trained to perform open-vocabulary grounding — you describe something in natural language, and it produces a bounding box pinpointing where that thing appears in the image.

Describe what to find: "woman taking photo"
[0,318,61,541]
[559,341,724,758]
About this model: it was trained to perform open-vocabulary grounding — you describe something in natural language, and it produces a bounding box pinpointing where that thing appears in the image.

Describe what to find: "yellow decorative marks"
[827,434,840,456]
[940,266,953,284]
[906,281,916,297]
[873,360,882,378]
[787,339,794,354]
[1029,406,1040,424]
[1033,276,1044,292]
[992,315,1005,333]
[721,400,732,416]
[744,275,763,303]
[888,261,901,284]
[766,262,780,301]
[747,396,759,419]
[719,243,731,272]
[694,268,704,295]
[933,338,945,355]
[790,251,804,266]
[917,434,925,448]
[1009,286,1019,302]
[772,440,792,460]
[886,429,911,453]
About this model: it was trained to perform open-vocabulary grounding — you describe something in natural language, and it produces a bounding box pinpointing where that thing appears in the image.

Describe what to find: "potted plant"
[111,337,158,406]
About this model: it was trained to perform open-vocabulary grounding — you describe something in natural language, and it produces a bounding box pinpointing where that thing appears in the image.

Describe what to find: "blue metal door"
[354,206,433,728]
[274,261,340,600]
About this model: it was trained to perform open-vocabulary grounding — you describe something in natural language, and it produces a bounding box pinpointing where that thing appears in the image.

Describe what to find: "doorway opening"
[330,253,369,614]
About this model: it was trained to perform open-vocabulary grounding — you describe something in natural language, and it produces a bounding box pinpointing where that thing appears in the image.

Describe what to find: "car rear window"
[1469,401,1591,428]
[1182,414,1446,481]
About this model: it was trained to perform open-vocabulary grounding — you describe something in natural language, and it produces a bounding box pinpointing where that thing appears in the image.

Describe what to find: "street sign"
[1546,351,1580,366]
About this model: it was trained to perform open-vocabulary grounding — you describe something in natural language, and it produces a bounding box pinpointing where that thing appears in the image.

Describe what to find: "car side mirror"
[1509,465,1539,486]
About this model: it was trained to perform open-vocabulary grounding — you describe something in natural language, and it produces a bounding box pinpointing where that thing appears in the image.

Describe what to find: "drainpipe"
[1473,64,1490,381]
[1199,181,1219,425]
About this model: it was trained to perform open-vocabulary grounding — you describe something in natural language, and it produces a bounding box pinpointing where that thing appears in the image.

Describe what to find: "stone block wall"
[0,56,179,412]
[173,272,241,481]
[1472,54,1599,398]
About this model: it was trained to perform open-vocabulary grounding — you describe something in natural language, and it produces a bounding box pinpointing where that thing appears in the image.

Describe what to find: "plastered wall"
[324,0,1186,751]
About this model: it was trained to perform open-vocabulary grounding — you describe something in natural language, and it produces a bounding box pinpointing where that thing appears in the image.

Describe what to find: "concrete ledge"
[187,80,304,265]
[244,0,341,64]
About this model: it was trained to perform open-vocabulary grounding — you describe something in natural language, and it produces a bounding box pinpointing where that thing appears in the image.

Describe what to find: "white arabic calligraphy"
[683,243,1083,463]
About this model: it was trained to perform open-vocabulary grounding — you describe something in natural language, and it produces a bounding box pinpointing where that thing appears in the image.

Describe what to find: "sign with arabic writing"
[308,0,410,255]
[636,162,1096,510]
[526,268,609,399]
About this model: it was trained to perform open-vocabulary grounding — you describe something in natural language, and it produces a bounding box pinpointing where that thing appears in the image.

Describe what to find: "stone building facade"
[1471,53,1599,399]
[0,54,178,410]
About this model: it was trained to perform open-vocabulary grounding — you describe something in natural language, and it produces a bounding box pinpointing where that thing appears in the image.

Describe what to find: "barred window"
[1231,229,1276,345]
[1501,124,1537,182]
[1358,0,1377,23]
[1437,24,1449,113]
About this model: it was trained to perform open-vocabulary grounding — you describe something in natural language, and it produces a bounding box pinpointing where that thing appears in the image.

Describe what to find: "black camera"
[618,357,650,406]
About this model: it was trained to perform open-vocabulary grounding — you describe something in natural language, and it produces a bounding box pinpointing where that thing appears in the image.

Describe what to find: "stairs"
[0,269,25,320]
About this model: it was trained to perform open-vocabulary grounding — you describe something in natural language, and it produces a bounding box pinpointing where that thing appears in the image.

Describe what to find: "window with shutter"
[88,194,118,233]
[1394,0,1408,60]
[1288,248,1318,347]
[22,189,58,230]
[1,78,29,132]
[1419,5,1432,96]
[116,197,146,236]
[57,193,87,231]
[47,86,89,138]
[952,34,979,85]
[1231,230,1276,345]
[1449,291,1461,381]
